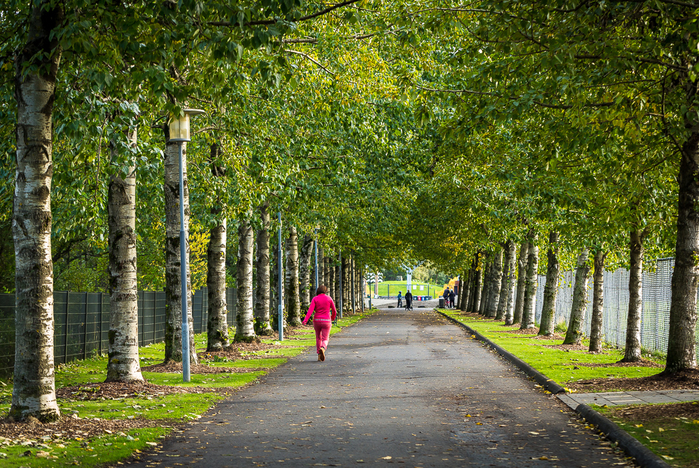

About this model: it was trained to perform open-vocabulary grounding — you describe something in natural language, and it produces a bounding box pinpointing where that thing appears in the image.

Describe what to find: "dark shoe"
[319,347,326,362]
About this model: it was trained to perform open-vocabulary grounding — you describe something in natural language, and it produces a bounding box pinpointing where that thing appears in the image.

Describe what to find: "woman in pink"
[302,285,337,361]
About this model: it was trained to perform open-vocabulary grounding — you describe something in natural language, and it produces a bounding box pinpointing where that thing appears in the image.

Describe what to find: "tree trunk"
[163,137,196,364]
[589,250,607,353]
[504,240,517,325]
[335,254,341,304]
[205,143,229,350]
[235,219,256,342]
[459,270,468,312]
[521,234,539,329]
[495,241,514,320]
[538,232,560,336]
[342,253,350,314]
[328,255,335,299]
[467,254,479,311]
[106,129,143,382]
[270,236,282,331]
[254,203,273,336]
[461,268,471,312]
[666,123,699,372]
[10,2,63,422]
[472,255,483,313]
[478,255,490,315]
[621,230,645,362]
[285,226,301,326]
[351,255,357,313]
[317,246,324,291]
[487,249,503,317]
[323,255,330,290]
[512,241,529,325]
[563,248,591,345]
[299,234,314,317]
[206,216,228,350]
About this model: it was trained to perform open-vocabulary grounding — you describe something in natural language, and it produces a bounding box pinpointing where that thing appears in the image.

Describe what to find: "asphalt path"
[126,308,633,467]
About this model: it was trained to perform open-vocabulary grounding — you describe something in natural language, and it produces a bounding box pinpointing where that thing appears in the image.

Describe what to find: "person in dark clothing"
[443,288,450,308]
[397,291,402,308]
[404,290,413,310]
[448,288,456,308]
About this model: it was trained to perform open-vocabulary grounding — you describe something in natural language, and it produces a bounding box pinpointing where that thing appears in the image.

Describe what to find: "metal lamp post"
[278,212,283,341]
[168,108,206,383]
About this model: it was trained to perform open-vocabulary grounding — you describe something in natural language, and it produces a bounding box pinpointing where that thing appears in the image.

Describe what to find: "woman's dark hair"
[316,285,328,295]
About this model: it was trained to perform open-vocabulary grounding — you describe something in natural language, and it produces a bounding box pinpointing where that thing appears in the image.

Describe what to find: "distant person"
[303,285,337,362]
[449,288,456,308]
[443,288,450,308]
[397,291,402,308]
[405,290,413,310]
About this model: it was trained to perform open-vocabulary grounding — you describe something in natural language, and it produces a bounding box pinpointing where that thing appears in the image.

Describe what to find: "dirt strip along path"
[124,309,632,467]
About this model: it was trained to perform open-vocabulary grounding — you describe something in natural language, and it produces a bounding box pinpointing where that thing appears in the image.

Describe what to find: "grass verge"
[594,402,699,467]
[438,309,664,387]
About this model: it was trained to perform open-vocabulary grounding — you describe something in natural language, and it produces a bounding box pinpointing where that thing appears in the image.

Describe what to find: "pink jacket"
[303,294,337,324]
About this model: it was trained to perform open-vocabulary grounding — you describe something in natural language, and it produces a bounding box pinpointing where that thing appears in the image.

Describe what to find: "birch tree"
[285,226,301,326]
[236,219,256,342]
[589,250,607,353]
[299,234,314,314]
[563,249,591,345]
[10,1,63,422]
[620,229,646,362]
[106,127,143,382]
[538,232,560,336]
[254,203,273,335]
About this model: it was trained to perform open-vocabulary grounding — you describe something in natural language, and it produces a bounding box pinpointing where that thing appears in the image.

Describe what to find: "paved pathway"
[127,308,632,467]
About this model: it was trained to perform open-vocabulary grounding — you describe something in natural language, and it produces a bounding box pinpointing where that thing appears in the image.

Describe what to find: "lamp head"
[168,108,206,142]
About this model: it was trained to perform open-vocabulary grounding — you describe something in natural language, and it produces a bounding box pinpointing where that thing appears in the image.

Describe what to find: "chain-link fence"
[0,287,237,376]
[534,258,697,358]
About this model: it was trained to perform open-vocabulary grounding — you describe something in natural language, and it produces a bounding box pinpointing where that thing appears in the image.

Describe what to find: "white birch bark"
[342,254,350,314]
[163,139,197,364]
[487,248,503,317]
[622,230,644,361]
[504,240,517,325]
[512,241,529,325]
[106,128,143,382]
[496,243,512,320]
[538,232,560,336]
[299,234,314,314]
[10,2,62,421]
[285,226,301,326]
[589,250,607,353]
[521,234,539,329]
[563,248,591,345]
[206,217,228,351]
[235,219,256,341]
[254,203,273,335]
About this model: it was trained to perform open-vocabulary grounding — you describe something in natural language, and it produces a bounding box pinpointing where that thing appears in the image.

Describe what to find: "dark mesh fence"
[0,287,237,377]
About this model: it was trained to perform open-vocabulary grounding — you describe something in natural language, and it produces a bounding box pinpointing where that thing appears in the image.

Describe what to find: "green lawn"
[595,403,699,468]
[367,280,445,297]
[0,308,377,467]
[438,309,665,389]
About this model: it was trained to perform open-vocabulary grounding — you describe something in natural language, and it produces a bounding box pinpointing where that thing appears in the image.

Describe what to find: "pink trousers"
[314,321,332,354]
